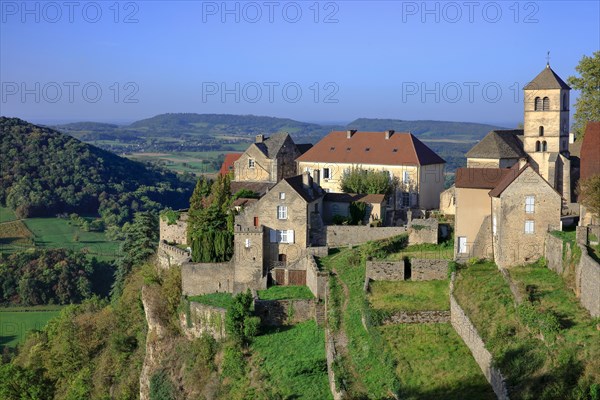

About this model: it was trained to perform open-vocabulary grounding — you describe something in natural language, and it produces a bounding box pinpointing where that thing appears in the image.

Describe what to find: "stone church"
[466,63,572,202]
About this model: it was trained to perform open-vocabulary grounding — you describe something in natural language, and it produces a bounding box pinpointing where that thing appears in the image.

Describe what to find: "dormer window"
[346,147,351,151]
[392,148,398,153]
[248,158,255,168]
[330,147,335,151]
[542,97,550,111]
[365,148,371,152]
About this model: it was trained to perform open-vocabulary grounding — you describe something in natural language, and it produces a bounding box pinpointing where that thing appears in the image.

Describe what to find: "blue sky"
[1,0,598,126]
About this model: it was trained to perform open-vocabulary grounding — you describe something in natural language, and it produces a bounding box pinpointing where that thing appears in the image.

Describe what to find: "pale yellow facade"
[296,161,445,209]
[454,187,492,258]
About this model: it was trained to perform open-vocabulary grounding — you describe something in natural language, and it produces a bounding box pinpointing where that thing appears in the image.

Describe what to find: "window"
[279,192,285,200]
[458,237,468,254]
[365,148,371,152]
[323,168,331,179]
[403,171,410,183]
[525,196,535,213]
[535,141,541,152]
[248,158,255,168]
[253,216,259,227]
[392,148,398,153]
[542,141,547,152]
[245,239,251,248]
[402,192,410,207]
[330,147,335,151]
[534,97,541,111]
[542,97,550,111]
[525,220,535,234]
[270,229,294,243]
[539,126,544,136]
[277,206,287,220]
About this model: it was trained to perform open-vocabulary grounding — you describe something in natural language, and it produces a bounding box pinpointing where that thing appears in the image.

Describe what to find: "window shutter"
[288,230,294,243]
[270,229,277,243]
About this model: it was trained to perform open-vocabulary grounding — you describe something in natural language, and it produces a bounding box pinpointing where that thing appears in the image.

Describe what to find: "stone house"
[578,122,600,226]
[454,163,561,267]
[235,172,325,270]
[295,130,446,210]
[234,133,310,183]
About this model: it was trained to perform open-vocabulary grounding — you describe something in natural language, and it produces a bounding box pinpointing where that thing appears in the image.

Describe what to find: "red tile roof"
[454,167,516,189]
[295,131,445,166]
[219,153,242,176]
[580,122,600,181]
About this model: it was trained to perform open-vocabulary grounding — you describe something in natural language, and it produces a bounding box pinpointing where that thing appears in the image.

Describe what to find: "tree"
[0,364,55,400]
[225,290,260,346]
[340,167,393,195]
[567,51,600,139]
[578,175,600,220]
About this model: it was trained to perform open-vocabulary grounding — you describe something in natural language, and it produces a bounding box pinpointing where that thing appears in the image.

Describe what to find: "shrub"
[149,370,175,400]
[225,290,259,346]
[221,344,246,380]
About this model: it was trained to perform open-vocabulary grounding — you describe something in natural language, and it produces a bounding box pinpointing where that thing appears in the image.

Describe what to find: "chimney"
[255,134,264,143]
[314,169,320,186]
[346,129,356,139]
[385,130,395,140]
[302,170,312,189]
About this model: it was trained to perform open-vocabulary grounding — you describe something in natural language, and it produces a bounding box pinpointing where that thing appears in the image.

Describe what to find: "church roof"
[524,65,571,90]
[466,130,526,159]
[455,167,516,189]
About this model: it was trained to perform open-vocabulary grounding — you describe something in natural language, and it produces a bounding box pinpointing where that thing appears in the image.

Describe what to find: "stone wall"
[181,262,234,296]
[305,255,328,301]
[326,226,407,247]
[408,218,438,245]
[158,241,190,269]
[254,299,315,326]
[366,261,404,281]
[544,233,565,274]
[307,246,329,257]
[411,259,448,281]
[159,213,188,245]
[382,310,450,324]
[181,301,227,340]
[450,275,509,400]
[578,244,600,317]
[325,330,345,400]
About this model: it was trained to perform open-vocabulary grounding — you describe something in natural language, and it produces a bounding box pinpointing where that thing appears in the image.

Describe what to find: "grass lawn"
[23,217,121,261]
[380,323,495,400]
[385,242,454,261]
[257,285,314,300]
[0,306,63,348]
[369,280,449,311]
[188,293,234,309]
[0,206,17,223]
[454,261,600,399]
[251,321,332,400]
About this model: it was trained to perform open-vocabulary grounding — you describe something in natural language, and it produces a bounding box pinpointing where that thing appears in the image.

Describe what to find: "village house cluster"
[159,63,599,295]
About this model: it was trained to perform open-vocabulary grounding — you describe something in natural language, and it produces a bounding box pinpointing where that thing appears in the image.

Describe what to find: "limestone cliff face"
[139,285,169,400]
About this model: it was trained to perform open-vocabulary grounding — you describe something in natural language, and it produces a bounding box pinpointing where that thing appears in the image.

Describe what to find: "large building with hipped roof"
[296,130,446,211]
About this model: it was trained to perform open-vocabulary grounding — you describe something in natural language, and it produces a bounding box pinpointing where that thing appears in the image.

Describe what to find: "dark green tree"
[568,51,600,139]
[340,167,393,195]
[225,290,260,346]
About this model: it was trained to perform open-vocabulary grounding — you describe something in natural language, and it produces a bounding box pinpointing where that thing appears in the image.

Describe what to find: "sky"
[1,0,599,126]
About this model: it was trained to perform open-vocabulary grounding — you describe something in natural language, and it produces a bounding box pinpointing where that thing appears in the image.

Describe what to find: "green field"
[0,217,121,261]
[369,280,450,311]
[257,285,315,300]
[188,293,234,309]
[251,321,332,400]
[0,206,17,223]
[380,324,495,400]
[0,306,63,348]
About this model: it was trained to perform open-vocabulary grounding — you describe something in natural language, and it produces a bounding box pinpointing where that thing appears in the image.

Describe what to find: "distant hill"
[346,118,506,142]
[0,117,193,224]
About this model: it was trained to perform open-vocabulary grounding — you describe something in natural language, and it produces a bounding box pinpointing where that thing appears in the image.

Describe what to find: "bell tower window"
[535,141,541,152]
[539,126,544,136]
[534,97,541,111]
[542,97,550,111]
[542,141,547,152]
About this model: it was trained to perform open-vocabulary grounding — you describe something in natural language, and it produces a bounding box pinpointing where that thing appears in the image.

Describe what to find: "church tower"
[523,63,571,202]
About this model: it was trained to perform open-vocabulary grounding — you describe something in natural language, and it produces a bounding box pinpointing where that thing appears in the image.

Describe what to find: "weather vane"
[546,51,550,66]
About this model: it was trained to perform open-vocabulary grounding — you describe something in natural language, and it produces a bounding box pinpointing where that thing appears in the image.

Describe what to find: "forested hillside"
[0,117,193,226]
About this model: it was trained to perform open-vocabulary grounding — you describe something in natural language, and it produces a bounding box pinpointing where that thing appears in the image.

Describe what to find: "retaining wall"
[382,310,450,324]
[578,244,600,317]
[366,261,404,281]
[326,226,407,247]
[411,259,448,281]
[254,299,315,326]
[450,274,510,400]
[305,255,328,301]
[181,301,227,340]
[181,262,234,296]
[408,218,439,245]
[545,233,565,274]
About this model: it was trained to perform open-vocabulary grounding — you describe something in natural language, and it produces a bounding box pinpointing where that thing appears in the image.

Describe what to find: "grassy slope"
[385,242,454,261]
[257,285,314,300]
[251,321,332,400]
[188,293,234,309]
[369,280,450,311]
[380,324,495,400]
[0,306,63,348]
[454,262,600,399]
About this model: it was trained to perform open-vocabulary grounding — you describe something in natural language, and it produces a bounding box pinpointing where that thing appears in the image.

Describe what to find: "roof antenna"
[546,51,550,67]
